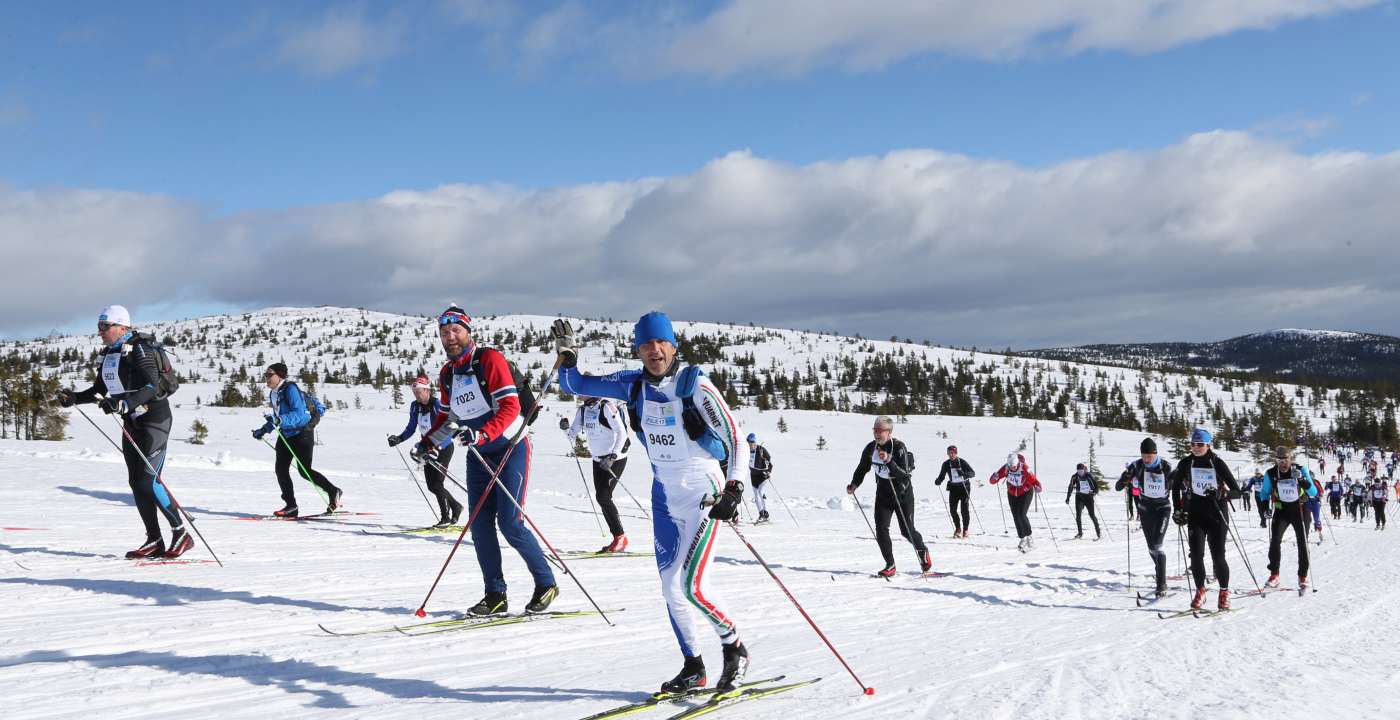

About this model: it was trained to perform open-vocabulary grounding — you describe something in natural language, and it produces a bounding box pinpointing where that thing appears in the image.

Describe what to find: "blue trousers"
[466,438,555,594]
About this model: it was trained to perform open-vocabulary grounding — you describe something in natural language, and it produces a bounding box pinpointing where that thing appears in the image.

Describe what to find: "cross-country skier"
[1169,428,1242,611]
[252,362,341,518]
[388,374,461,526]
[1065,463,1101,540]
[934,445,976,538]
[989,452,1042,552]
[747,433,774,523]
[57,305,190,559]
[553,313,753,694]
[415,306,557,617]
[847,416,932,576]
[563,396,633,551]
[1370,475,1389,530]
[1261,447,1317,592]
[1116,438,1173,597]
[1326,474,1345,520]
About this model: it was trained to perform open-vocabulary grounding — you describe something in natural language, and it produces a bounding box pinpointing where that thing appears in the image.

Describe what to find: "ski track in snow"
[2,401,1397,719]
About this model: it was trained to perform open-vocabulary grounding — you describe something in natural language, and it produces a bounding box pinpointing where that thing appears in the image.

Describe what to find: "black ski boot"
[659,655,706,695]
[467,591,507,617]
[164,526,194,558]
[716,640,750,692]
[448,499,464,525]
[125,537,165,559]
[526,585,558,613]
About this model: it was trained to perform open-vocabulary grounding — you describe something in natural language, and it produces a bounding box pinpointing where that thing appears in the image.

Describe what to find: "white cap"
[1007,453,1020,469]
[99,305,131,327]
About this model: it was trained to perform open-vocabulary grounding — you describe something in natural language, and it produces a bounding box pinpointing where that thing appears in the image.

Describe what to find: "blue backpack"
[626,365,731,474]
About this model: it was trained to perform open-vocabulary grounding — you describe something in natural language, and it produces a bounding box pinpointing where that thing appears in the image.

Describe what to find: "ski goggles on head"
[438,311,471,329]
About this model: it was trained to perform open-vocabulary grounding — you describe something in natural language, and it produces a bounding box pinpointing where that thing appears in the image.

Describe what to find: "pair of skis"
[317,609,616,637]
[579,675,821,720]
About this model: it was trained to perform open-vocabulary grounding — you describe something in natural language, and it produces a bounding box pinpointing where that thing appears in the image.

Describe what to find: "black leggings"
[1008,491,1033,539]
[948,483,970,533]
[123,415,181,539]
[1139,503,1171,590]
[874,486,926,567]
[424,444,459,518]
[1074,495,1100,535]
[274,430,340,508]
[1328,496,1341,519]
[593,456,630,537]
[1375,500,1387,527]
[1267,503,1310,578]
[1188,503,1231,590]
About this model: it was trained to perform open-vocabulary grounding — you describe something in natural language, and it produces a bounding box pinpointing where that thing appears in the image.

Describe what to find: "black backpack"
[131,332,179,400]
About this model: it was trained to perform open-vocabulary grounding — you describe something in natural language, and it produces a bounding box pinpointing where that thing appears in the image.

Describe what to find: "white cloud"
[277,3,403,77]
[607,0,1380,77]
[4,132,1399,346]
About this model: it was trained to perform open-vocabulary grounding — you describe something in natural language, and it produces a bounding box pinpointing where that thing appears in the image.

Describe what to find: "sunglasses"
[264,372,276,378]
[97,322,116,332]
[1190,442,1208,447]
[438,312,470,327]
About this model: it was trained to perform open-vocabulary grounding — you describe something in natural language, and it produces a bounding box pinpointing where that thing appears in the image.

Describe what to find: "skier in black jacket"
[1169,428,1242,611]
[934,445,976,538]
[1065,463,1101,539]
[58,305,191,560]
[847,416,930,577]
[1116,437,1173,597]
[747,433,775,523]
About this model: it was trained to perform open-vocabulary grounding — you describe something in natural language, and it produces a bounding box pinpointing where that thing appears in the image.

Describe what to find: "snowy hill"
[1022,328,1400,386]
[2,307,1397,718]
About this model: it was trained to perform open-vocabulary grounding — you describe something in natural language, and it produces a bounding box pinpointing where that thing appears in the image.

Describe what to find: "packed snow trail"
[2,397,1397,719]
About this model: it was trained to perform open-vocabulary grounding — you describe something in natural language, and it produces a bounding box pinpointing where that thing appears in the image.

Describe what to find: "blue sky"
[3,1,1399,346]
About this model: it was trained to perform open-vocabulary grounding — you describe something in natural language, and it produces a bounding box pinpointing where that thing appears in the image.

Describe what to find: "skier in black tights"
[934,445,976,538]
[1065,463,1101,540]
[1169,428,1242,611]
[1117,437,1173,597]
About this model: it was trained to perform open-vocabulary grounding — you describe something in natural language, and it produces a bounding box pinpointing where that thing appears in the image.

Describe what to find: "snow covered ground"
[2,390,1397,719]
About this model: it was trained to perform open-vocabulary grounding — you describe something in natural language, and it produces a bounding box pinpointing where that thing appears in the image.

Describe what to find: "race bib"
[450,373,492,420]
[643,399,689,465]
[417,404,434,435]
[1277,477,1300,503]
[1190,467,1217,496]
[1142,471,1167,499]
[102,352,126,396]
[950,469,966,484]
[1375,488,1386,500]
[1079,479,1094,494]
[871,446,891,479]
[583,405,601,429]
[1006,470,1024,487]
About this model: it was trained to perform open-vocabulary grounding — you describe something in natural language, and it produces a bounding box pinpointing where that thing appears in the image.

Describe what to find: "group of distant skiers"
[54,302,1400,695]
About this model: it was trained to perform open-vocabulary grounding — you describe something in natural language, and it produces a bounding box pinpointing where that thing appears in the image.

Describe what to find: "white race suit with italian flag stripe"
[559,363,749,658]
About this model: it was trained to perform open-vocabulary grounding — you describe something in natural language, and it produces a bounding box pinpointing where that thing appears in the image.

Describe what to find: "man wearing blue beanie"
[551,312,753,697]
[1169,427,1242,612]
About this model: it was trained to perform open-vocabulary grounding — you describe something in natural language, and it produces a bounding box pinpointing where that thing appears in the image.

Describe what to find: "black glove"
[682,405,707,441]
[559,417,571,431]
[56,389,75,407]
[598,454,616,475]
[1064,497,1070,505]
[551,319,577,369]
[387,434,404,448]
[252,427,267,440]
[98,397,124,415]
[1172,508,1188,526]
[410,441,438,464]
[708,480,743,521]
[455,427,480,446]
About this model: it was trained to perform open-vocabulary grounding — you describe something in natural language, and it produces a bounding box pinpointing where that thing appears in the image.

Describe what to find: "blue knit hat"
[747,432,757,443]
[634,311,676,349]
[1191,427,1213,445]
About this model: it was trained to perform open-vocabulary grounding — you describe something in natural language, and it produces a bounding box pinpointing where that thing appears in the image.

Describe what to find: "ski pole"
[851,491,878,539]
[260,436,330,504]
[726,522,875,696]
[996,485,1009,535]
[75,406,223,567]
[968,488,987,535]
[460,444,615,624]
[566,441,607,537]
[1217,498,1263,594]
[394,445,443,520]
[1297,499,1318,593]
[1035,490,1060,553]
[764,476,798,526]
[1126,511,1132,592]
[412,356,570,618]
[933,481,953,535]
[1176,522,1189,593]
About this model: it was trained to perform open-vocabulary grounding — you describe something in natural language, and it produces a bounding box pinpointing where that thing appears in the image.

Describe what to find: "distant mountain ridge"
[1021,329,1400,387]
